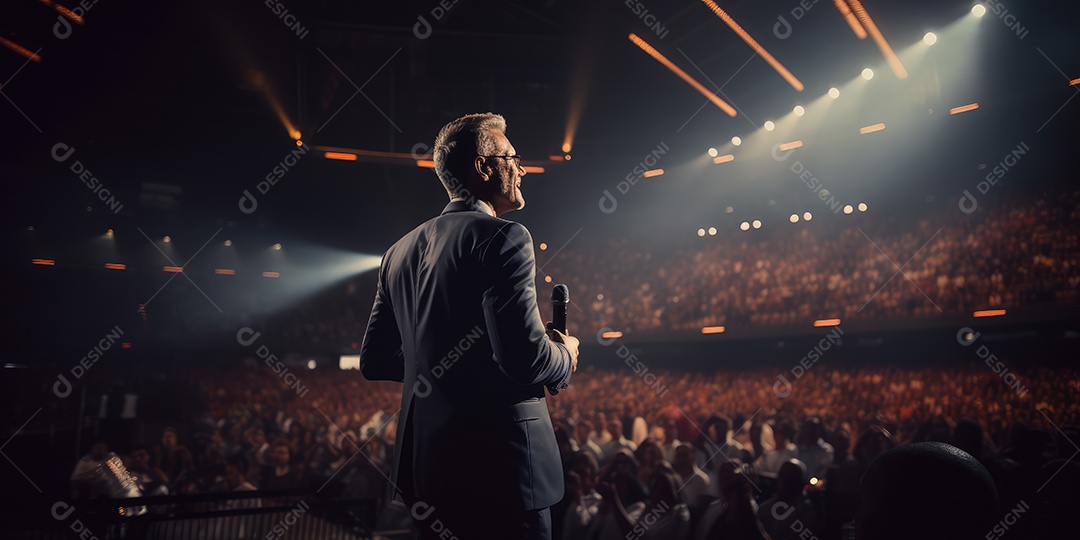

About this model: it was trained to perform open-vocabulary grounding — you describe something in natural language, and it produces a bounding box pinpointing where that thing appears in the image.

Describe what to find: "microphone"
[551,284,569,334]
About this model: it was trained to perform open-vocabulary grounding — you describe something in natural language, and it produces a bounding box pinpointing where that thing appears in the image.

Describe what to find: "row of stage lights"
[92,228,282,250]
[29,228,284,275]
[696,202,869,236]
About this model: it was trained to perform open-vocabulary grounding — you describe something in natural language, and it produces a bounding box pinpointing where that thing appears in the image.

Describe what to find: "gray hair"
[432,113,506,198]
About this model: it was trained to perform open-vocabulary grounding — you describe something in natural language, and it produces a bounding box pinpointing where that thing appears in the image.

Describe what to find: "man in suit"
[360,112,581,540]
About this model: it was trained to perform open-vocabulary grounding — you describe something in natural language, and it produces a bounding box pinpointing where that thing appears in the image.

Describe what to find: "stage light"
[564,154,572,161]
[32,258,56,266]
[163,266,183,273]
[521,166,546,174]
[163,236,171,243]
[262,271,280,278]
[597,294,605,301]
[793,105,805,117]
[713,154,735,164]
[731,136,743,146]
[602,330,624,339]
[859,123,886,135]
[708,147,719,157]
[804,212,814,221]
[846,0,908,79]
[923,32,938,46]
[699,0,804,91]
[844,204,854,214]
[790,214,800,223]
[224,240,233,247]
[833,0,867,39]
[643,169,664,178]
[752,219,762,229]
[307,360,316,370]
[698,228,706,237]
[708,227,717,236]
[106,228,114,237]
[974,309,1006,317]
[858,202,868,212]
[628,33,738,116]
[810,477,819,486]
[562,142,572,153]
[764,121,775,131]
[215,269,236,275]
[950,103,979,115]
[295,140,304,147]
[105,263,126,271]
[725,206,734,214]
[778,140,803,151]
[861,68,874,80]
[1070,78,1080,87]
[828,87,840,99]
[273,243,282,250]
[971,4,986,17]
[814,318,841,327]
[325,152,358,161]
[740,221,750,231]
[416,159,436,168]
[539,242,548,250]
[701,326,726,334]
[544,275,552,283]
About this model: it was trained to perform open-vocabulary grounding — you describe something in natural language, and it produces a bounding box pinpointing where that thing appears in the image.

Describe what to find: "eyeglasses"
[479,154,522,168]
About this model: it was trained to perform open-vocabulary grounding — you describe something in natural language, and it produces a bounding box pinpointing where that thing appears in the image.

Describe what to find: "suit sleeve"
[359,261,405,382]
[481,222,573,390]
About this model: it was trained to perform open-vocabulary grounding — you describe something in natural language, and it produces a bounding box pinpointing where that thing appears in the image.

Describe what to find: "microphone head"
[552,283,569,303]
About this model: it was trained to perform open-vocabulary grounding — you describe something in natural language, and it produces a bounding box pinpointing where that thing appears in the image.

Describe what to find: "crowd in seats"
[539,189,1080,332]
[71,361,1078,538]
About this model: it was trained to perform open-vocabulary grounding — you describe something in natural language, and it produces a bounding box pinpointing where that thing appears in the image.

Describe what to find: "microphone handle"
[553,302,567,334]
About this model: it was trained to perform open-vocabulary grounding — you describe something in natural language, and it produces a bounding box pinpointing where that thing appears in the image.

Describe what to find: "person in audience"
[795,417,834,480]
[758,459,819,540]
[258,440,304,490]
[857,442,999,540]
[756,421,798,478]
[576,419,605,465]
[600,419,637,465]
[673,443,711,508]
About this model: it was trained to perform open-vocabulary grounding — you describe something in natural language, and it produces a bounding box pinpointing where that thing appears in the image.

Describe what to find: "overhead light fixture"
[699,0,804,91]
[828,87,841,99]
[793,105,805,117]
[923,32,938,46]
[628,33,737,116]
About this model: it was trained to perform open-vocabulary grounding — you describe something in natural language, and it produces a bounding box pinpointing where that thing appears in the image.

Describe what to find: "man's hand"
[546,323,580,373]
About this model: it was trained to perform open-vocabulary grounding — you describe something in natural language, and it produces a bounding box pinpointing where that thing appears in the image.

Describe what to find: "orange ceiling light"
[214,269,236,275]
[974,309,1006,317]
[643,169,665,178]
[1070,78,1080,86]
[701,325,726,334]
[105,263,127,271]
[32,258,56,266]
[521,166,546,174]
[949,103,980,115]
[0,37,41,63]
[859,123,886,134]
[833,0,867,39]
[628,33,737,116]
[600,331,624,339]
[778,140,804,151]
[324,151,358,161]
[813,318,841,327]
[416,160,436,168]
[699,0,804,91]
[163,266,183,273]
[845,0,907,79]
[713,154,735,164]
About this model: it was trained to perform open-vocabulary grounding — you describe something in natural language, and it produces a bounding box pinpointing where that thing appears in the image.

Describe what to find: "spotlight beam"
[845,0,908,79]
[699,0,805,91]
[627,33,737,117]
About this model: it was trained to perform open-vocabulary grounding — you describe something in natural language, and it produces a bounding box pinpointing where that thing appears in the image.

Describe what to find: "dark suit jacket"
[360,199,573,511]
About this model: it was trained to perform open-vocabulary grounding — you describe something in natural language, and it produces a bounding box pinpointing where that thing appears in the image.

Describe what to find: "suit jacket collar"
[441,198,495,217]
